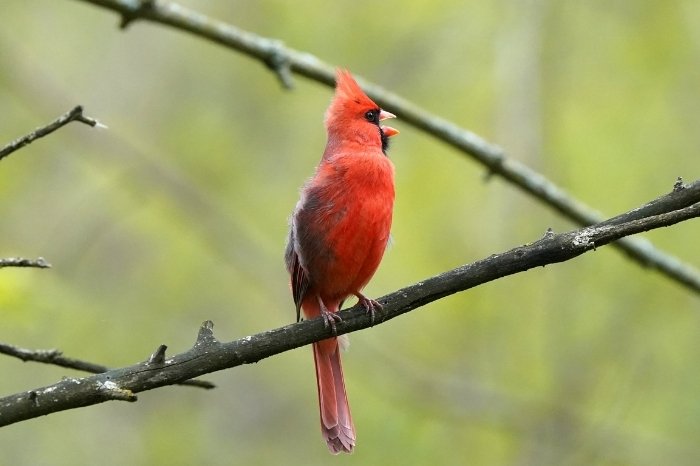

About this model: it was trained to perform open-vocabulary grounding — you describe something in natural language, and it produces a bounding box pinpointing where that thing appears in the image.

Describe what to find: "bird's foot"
[318,298,342,335]
[354,293,382,325]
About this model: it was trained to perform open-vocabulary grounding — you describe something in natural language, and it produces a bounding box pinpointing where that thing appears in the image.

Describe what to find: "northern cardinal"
[285,69,399,454]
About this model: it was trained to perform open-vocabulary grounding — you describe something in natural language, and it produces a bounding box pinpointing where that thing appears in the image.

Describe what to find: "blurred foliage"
[1,0,699,465]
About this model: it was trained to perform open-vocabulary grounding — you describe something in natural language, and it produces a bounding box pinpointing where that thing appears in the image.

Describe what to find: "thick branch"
[0,342,214,390]
[69,0,700,293]
[1,183,697,427]
[0,106,105,161]
[0,257,51,269]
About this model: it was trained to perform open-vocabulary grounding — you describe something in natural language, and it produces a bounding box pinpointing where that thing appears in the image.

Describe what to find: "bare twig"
[1,182,697,427]
[0,105,105,161]
[68,0,700,294]
[0,257,51,269]
[0,342,215,390]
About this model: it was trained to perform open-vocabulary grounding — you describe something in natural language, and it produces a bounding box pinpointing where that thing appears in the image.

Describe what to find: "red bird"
[285,69,399,454]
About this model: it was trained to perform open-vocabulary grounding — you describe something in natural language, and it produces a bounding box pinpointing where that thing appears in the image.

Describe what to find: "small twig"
[194,320,218,348]
[0,105,106,161]
[0,257,51,269]
[147,345,168,365]
[263,40,294,89]
[0,342,215,390]
[118,0,154,29]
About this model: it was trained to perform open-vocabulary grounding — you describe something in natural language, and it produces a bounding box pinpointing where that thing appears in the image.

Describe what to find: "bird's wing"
[285,228,310,323]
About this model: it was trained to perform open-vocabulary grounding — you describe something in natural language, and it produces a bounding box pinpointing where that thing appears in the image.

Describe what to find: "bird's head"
[324,69,399,155]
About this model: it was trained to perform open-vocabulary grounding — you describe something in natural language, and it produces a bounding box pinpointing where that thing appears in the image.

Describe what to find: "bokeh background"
[2,1,699,465]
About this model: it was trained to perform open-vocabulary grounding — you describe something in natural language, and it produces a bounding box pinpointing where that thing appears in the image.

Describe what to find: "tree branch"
[0,342,215,390]
[0,103,214,389]
[0,257,51,269]
[1,182,697,427]
[0,105,105,161]
[68,0,700,294]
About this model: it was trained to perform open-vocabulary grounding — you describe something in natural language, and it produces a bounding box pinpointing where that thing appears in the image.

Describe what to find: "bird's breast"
[296,152,395,296]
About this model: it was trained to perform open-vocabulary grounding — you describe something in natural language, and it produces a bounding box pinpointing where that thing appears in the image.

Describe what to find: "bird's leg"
[317,296,342,335]
[354,292,383,325]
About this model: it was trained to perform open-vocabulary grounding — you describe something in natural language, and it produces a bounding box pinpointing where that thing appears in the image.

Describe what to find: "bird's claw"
[355,293,382,325]
[320,307,342,336]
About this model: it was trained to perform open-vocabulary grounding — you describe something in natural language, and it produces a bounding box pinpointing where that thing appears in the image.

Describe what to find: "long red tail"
[312,338,355,454]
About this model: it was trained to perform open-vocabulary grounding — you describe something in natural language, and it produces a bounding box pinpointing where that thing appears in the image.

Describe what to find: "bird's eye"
[364,110,378,123]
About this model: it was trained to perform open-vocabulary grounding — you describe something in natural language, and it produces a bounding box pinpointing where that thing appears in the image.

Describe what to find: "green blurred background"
[1,1,699,465]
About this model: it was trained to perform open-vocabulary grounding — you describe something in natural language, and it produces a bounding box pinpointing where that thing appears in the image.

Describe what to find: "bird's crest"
[325,70,379,126]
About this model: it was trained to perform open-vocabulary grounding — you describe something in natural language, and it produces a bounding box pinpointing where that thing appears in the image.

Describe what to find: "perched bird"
[285,69,399,454]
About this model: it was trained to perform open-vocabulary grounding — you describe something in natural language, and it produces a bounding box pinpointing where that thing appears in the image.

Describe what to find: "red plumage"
[285,69,398,454]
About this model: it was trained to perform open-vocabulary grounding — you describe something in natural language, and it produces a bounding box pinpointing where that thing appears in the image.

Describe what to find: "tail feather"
[313,338,356,454]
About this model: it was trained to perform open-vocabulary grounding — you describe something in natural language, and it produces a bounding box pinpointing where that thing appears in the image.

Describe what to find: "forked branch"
[0,105,105,161]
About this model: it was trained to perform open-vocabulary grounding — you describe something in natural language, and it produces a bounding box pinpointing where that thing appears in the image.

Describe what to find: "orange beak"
[379,109,399,137]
